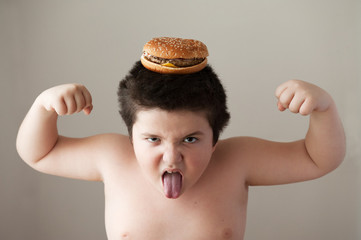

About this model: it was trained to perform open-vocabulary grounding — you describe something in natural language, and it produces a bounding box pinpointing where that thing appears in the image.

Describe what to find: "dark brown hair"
[118,61,230,144]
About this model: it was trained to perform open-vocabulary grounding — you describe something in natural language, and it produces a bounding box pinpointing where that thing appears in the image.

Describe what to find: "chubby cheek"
[133,143,161,180]
[184,147,214,185]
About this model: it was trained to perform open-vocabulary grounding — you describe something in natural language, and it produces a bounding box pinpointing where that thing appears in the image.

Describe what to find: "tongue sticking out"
[163,172,182,199]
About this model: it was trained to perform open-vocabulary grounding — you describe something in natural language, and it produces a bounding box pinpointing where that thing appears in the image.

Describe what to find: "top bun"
[143,37,209,59]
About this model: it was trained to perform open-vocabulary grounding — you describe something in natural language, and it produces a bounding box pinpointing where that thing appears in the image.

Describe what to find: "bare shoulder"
[75,133,136,182]
[93,133,138,184]
[91,133,132,152]
[205,137,260,189]
[91,133,134,165]
[211,137,256,176]
[213,136,259,159]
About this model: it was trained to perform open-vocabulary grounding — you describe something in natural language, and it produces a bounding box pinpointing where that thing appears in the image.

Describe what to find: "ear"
[211,141,218,153]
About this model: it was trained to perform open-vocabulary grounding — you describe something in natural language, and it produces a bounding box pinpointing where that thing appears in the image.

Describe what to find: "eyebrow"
[185,131,204,137]
[140,131,205,138]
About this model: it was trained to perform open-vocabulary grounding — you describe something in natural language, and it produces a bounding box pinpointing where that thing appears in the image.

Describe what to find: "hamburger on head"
[141,37,209,74]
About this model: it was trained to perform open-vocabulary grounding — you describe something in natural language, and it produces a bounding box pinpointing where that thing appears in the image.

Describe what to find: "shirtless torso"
[102,136,248,240]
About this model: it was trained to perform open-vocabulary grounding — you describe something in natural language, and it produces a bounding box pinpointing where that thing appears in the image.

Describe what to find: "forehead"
[133,108,211,135]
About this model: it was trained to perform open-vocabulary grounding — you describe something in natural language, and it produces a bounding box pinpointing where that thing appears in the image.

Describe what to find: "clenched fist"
[36,84,93,116]
[275,80,332,116]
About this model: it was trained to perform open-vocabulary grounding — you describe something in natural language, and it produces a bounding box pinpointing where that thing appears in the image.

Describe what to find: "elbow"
[330,137,347,171]
[330,125,347,171]
[16,137,43,168]
[317,148,346,177]
[332,145,346,171]
[15,137,29,164]
[306,135,346,177]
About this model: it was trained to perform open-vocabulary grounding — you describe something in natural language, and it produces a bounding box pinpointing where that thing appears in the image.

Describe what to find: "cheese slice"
[161,62,178,68]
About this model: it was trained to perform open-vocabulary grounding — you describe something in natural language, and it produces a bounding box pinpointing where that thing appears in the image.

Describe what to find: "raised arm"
[16,84,106,181]
[242,80,346,186]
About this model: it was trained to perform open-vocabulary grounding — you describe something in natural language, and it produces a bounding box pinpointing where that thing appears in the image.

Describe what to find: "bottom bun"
[141,56,207,74]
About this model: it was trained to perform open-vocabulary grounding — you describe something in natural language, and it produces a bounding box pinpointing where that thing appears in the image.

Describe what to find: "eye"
[184,137,198,143]
[147,137,160,143]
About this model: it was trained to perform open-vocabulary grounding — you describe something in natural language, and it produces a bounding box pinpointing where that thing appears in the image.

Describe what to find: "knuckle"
[299,102,314,116]
[279,94,291,105]
[66,105,75,115]
[288,105,299,113]
[299,108,310,116]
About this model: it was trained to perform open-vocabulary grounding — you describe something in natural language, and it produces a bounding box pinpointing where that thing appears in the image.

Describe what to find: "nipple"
[121,232,129,239]
[222,228,233,239]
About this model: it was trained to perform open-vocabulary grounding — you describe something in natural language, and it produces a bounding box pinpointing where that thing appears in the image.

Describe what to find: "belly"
[105,211,246,240]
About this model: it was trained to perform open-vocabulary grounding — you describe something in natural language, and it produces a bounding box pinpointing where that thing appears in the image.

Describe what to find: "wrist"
[33,95,58,117]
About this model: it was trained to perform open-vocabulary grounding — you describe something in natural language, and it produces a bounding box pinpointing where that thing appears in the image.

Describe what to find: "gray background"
[1,0,360,239]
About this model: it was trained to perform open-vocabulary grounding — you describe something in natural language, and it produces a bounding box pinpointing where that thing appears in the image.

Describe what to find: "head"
[117,61,230,145]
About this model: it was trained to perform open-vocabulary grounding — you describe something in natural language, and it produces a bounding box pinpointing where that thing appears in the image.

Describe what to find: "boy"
[16,61,345,239]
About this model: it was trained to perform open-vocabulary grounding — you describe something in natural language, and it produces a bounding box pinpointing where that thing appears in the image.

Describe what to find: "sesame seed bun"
[141,37,209,74]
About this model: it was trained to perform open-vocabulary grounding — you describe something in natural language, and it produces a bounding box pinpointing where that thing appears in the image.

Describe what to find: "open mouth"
[162,170,183,199]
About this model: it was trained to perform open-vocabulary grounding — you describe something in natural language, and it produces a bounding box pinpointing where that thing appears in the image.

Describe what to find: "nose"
[162,145,182,165]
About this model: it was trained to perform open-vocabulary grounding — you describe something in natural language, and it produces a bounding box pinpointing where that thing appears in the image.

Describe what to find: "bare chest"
[103,172,248,240]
